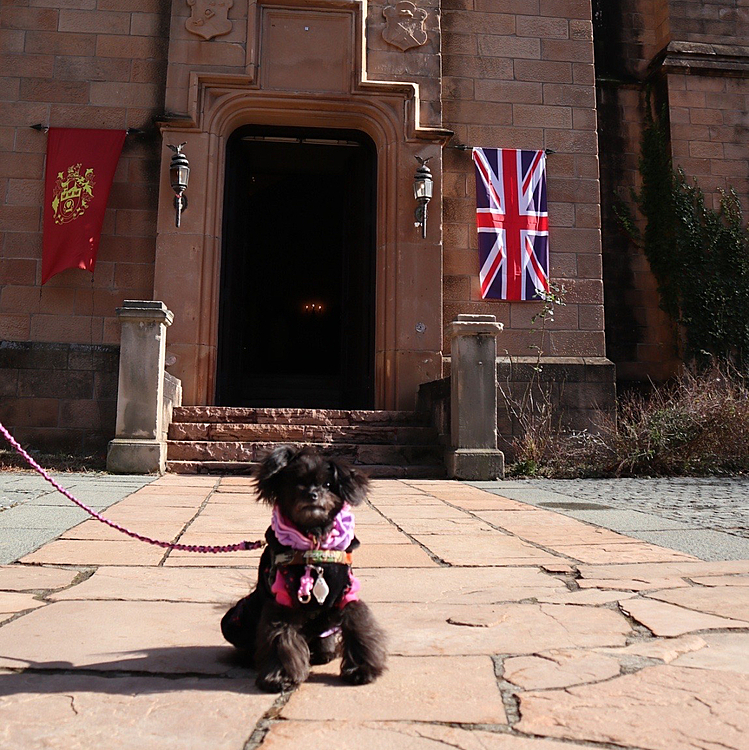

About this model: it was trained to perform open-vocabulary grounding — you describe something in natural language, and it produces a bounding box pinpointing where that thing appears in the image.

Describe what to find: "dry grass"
[0,448,106,474]
[509,364,749,478]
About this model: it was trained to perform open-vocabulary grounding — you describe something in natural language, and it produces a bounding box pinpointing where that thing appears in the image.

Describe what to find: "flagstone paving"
[0,474,748,749]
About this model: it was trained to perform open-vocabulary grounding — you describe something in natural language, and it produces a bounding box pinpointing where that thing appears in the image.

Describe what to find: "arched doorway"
[215,125,376,408]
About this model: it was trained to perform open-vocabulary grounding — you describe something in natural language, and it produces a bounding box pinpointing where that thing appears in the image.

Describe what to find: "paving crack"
[437,498,588,566]
[64,694,79,715]
[158,478,222,566]
[364,493,451,567]
[242,691,294,750]
[410,728,468,750]
[492,655,522,725]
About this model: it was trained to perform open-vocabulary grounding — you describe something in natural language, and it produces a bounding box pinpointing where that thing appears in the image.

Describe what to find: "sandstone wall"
[0,1,169,451]
[595,0,749,386]
[441,0,607,365]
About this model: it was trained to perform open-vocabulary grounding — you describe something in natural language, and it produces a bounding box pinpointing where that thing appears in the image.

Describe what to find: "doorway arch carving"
[155,0,451,409]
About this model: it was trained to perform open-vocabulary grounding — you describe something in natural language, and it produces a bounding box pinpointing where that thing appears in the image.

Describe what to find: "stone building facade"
[0,0,743,453]
[596,0,749,385]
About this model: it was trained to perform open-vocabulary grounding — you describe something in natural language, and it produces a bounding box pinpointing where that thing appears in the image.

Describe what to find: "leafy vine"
[616,93,749,369]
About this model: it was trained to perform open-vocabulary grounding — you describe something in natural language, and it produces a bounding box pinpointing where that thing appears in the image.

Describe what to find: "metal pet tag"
[312,568,330,604]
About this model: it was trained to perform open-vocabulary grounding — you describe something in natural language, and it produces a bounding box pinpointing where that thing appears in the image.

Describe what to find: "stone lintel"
[106,438,166,475]
[446,448,505,481]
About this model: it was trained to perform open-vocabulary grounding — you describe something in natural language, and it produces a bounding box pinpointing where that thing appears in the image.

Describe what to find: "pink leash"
[0,420,264,555]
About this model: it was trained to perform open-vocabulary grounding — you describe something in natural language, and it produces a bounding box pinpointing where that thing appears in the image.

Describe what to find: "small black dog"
[221,445,387,692]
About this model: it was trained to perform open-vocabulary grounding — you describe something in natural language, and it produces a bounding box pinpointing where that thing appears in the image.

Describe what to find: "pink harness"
[269,505,360,608]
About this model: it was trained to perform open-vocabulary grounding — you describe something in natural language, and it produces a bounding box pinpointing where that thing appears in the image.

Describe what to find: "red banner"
[42,128,126,285]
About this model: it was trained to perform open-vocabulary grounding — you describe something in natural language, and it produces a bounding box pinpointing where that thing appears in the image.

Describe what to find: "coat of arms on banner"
[186,0,233,40]
[51,164,95,225]
[383,1,428,51]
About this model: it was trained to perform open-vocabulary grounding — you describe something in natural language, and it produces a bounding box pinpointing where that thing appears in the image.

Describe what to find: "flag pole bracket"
[449,142,556,155]
[31,124,143,136]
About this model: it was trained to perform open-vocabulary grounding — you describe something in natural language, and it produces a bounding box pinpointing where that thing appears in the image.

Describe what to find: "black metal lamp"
[167,142,190,228]
[413,155,433,239]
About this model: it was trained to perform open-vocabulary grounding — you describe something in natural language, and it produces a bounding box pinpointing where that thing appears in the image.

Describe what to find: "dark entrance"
[216,126,376,408]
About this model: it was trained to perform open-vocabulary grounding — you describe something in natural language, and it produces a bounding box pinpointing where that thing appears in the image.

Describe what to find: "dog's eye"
[323,482,331,489]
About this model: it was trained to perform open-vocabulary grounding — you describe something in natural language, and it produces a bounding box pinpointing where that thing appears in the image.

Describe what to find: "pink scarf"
[271,504,356,550]
[270,505,360,608]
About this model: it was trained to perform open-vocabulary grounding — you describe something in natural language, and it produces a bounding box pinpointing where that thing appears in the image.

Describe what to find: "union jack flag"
[472,147,550,301]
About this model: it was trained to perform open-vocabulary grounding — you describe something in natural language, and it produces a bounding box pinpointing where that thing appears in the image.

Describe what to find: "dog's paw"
[340,662,383,685]
[309,635,338,665]
[255,669,298,693]
[309,648,337,665]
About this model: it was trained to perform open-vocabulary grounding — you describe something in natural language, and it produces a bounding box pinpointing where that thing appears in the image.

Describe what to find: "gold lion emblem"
[51,163,95,225]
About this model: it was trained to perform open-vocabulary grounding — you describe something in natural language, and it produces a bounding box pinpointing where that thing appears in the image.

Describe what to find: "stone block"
[0,257,37,284]
[504,649,621,689]
[58,8,131,34]
[67,344,119,372]
[0,341,65,369]
[17,369,94,400]
[20,538,167,566]
[0,673,275,750]
[619,598,749,637]
[19,77,89,104]
[514,103,573,128]
[1,7,59,31]
[107,438,166,475]
[0,565,78,592]
[517,666,749,749]
[446,448,505,480]
[0,398,59,428]
[283,655,506,723]
[24,30,97,56]
[94,370,118,400]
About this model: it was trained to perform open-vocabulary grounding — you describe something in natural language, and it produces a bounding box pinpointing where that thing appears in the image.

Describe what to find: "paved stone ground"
[473,477,749,561]
[0,472,155,564]
[1,472,748,749]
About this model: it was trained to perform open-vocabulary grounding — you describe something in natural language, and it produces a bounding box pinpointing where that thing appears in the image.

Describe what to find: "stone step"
[166,407,446,478]
[167,422,440,445]
[171,406,429,427]
[166,440,444,466]
[166,460,446,479]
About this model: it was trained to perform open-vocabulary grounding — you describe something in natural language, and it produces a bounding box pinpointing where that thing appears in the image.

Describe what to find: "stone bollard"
[446,314,505,480]
[107,301,174,474]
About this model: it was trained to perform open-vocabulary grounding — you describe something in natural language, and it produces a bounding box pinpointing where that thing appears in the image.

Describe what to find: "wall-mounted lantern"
[413,155,433,239]
[167,143,190,228]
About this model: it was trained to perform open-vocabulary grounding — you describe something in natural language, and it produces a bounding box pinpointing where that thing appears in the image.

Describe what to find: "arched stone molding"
[156,78,450,409]
[156,0,450,408]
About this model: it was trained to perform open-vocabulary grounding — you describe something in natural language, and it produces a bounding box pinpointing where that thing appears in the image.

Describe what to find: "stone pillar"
[446,314,505,480]
[107,301,174,474]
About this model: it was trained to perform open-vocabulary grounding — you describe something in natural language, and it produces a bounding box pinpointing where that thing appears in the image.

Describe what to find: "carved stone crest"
[383,1,428,51]
[186,0,233,40]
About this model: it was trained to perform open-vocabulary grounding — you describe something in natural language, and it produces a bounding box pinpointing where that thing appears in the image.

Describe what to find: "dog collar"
[273,549,353,567]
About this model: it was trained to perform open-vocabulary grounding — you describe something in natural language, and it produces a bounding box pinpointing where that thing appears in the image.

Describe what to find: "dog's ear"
[254,445,297,503]
[329,459,370,506]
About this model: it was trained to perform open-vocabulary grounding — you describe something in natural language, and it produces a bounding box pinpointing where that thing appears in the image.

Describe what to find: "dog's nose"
[308,488,319,501]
